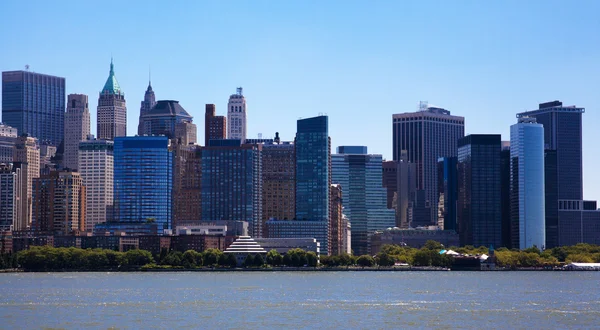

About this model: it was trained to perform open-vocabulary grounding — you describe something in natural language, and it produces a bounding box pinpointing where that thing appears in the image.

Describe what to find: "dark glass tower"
[2,71,65,146]
[137,81,156,136]
[138,100,193,139]
[457,134,502,248]
[437,157,457,232]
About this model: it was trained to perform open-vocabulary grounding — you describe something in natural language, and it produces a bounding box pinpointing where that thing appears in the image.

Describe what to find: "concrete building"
[204,104,227,145]
[137,81,156,136]
[32,170,86,235]
[332,146,395,256]
[382,160,397,210]
[0,163,24,231]
[201,140,262,237]
[457,135,502,248]
[265,220,329,255]
[544,149,559,248]
[329,184,344,255]
[370,228,460,253]
[64,94,90,170]
[138,100,194,140]
[97,59,127,140]
[227,87,247,141]
[0,123,17,163]
[396,150,417,228]
[2,70,65,146]
[14,136,40,227]
[255,238,320,257]
[175,120,197,145]
[78,137,113,232]
[171,142,202,228]
[392,102,465,226]
[510,117,545,249]
[437,157,457,231]
[223,236,267,266]
[261,138,295,234]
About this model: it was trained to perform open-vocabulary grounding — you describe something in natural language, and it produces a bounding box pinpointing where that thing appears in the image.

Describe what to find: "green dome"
[101,59,123,95]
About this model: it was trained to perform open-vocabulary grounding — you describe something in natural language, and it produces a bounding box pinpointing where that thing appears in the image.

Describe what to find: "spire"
[110,57,114,75]
[101,58,122,95]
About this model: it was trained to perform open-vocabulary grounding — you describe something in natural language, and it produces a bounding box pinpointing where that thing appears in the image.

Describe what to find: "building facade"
[171,141,202,228]
[437,157,457,231]
[510,118,545,249]
[392,103,465,226]
[97,60,127,140]
[138,100,194,140]
[382,160,397,210]
[204,104,227,145]
[395,150,417,228]
[500,142,511,248]
[370,228,460,252]
[174,121,197,145]
[0,163,24,231]
[2,70,65,146]
[78,137,113,232]
[329,184,343,255]
[14,136,40,227]
[457,135,502,248]
[64,94,90,170]
[0,123,17,164]
[137,82,156,136]
[332,146,395,256]
[113,136,172,230]
[261,141,295,233]
[227,88,247,141]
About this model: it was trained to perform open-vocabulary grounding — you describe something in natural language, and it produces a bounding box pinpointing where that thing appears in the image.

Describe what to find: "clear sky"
[1,0,599,199]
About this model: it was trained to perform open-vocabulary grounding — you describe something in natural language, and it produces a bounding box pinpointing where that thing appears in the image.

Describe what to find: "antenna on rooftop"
[419,101,428,111]
[25,65,30,71]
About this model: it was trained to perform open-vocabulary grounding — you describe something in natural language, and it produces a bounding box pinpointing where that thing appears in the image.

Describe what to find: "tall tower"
[205,104,227,145]
[64,94,90,170]
[137,78,156,136]
[227,87,247,141]
[392,103,465,226]
[97,59,127,140]
[79,137,113,232]
[14,136,40,227]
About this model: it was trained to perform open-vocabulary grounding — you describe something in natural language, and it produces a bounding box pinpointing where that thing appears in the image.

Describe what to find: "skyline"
[1,0,600,201]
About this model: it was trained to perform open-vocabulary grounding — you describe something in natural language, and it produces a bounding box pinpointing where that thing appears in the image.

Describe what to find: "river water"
[0,271,598,329]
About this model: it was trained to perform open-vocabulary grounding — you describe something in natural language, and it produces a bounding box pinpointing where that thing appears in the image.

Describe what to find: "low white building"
[224,236,267,266]
[255,238,320,257]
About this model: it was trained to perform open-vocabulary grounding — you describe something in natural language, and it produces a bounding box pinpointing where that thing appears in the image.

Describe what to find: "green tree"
[183,250,202,268]
[523,246,541,255]
[357,255,375,268]
[282,253,292,266]
[253,254,265,267]
[125,249,154,266]
[243,254,255,268]
[423,240,444,251]
[203,249,222,267]
[517,252,541,268]
[413,250,432,266]
[226,253,238,268]
[566,253,594,263]
[306,252,318,267]
[376,252,395,267]
[159,248,169,263]
[266,250,283,266]
[338,253,354,267]
[217,253,229,267]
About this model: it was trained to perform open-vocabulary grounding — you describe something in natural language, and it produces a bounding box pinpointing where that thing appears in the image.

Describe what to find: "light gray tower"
[227,87,247,141]
[64,94,90,170]
[97,59,126,141]
[137,76,156,136]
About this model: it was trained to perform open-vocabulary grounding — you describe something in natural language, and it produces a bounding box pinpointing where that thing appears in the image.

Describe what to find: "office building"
[174,120,197,145]
[544,149,559,249]
[295,116,330,254]
[255,238,320,257]
[138,100,194,140]
[97,59,127,140]
[265,219,329,255]
[2,70,65,146]
[78,137,113,232]
[204,104,227,145]
[437,157,457,231]
[227,87,247,141]
[370,228,460,252]
[457,135,502,248]
[510,117,545,249]
[0,123,17,163]
[201,140,262,237]
[137,81,156,136]
[14,136,40,226]
[396,150,417,228]
[0,163,24,231]
[382,160,397,210]
[500,142,511,248]
[392,102,465,226]
[171,141,202,228]
[113,136,172,230]
[329,184,343,255]
[32,170,86,235]
[64,94,90,170]
[261,139,295,234]
[332,146,395,256]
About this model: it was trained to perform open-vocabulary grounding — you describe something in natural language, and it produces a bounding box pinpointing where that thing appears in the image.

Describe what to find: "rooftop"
[101,59,123,96]
[145,100,192,119]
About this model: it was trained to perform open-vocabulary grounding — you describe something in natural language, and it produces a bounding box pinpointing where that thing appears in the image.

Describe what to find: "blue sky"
[1,0,600,200]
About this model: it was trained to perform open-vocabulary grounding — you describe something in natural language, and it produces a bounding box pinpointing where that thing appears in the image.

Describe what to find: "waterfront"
[0,272,598,329]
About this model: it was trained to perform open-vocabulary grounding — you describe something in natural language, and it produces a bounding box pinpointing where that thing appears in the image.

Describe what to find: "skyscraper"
[500,142,511,248]
[227,87,247,141]
[171,141,202,228]
[332,146,395,256]
[457,135,502,248]
[14,136,40,227]
[113,136,172,230]
[137,81,156,136]
[32,170,86,235]
[392,103,465,226]
[329,184,344,256]
[261,139,295,232]
[516,101,585,246]
[64,94,90,170]
[201,140,262,236]
[138,100,193,140]
[79,137,114,232]
[0,123,17,163]
[396,150,417,228]
[437,157,457,231]
[2,70,65,146]
[382,160,398,210]
[0,163,23,231]
[510,117,545,250]
[204,104,227,145]
[97,59,126,140]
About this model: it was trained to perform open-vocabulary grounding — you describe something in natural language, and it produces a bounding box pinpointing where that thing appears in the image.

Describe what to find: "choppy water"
[0,271,599,329]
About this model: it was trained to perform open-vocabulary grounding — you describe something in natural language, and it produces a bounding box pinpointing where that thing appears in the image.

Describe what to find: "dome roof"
[145,100,192,119]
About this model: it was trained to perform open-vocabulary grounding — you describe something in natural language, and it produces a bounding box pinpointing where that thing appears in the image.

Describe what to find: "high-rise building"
[295,116,330,254]
[396,150,417,228]
[137,81,156,136]
[500,142,511,248]
[0,123,17,163]
[201,140,262,236]
[174,121,197,145]
[113,136,172,230]
[382,160,398,210]
[138,100,194,140]
[78,137,114,232]
[14,136,40,227]
[332,146,395,256]
[457,135,502,248]
[0,163,24,231]
[2,70,65,146]
[204,104,227,145]
[261,138,295,232]
[329,184,344,255]
[227,87,247,141]
[32,170,86,235]
[437,157,457,231]
[97,59,126,140]
[392,103,465,226]
[516,101,585,246]
[510,117,545,249]
[171,141,202,229]
[544,149,559,249]
[64,94,90,170]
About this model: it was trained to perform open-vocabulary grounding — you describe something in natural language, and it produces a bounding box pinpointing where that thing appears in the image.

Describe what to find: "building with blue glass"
[113,136,172,231]
[437,157,457,232]
[510,118,545,250]
[138,100,193,139]
[201,139,262,237]
[2,71,65,146]
[332,146,395,256]
[457,135,502,248]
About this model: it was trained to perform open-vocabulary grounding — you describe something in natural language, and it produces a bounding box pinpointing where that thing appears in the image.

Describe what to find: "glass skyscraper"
[138,100,193,139]
[457,135,502,248]
[437,157,457,232]
[332,146,395,256]
[2,71,65,146]
[113,136,172,231]
[510,118,545,250]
